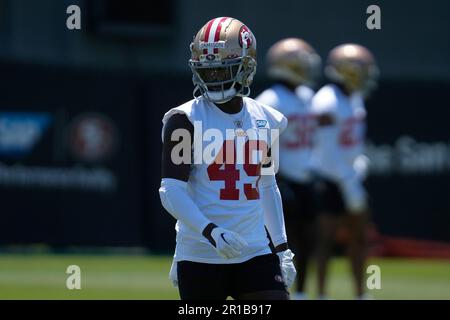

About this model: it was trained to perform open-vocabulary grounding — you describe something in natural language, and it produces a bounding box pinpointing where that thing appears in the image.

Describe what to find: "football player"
[256,38,321,300]
[159,17,296,300]
[311,44,378,299]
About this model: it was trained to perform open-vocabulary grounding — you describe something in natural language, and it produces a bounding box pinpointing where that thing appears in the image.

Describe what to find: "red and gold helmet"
[266,38,321,87]
[189,17,257,104]
[325,43,379,95]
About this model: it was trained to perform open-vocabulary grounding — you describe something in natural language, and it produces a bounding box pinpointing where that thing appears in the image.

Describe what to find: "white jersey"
[311,84,367,182]
[256,85,316,183]
[162,96,287,264]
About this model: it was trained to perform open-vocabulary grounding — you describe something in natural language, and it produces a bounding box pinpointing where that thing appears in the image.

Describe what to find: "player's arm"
[258,148,287,252]
[161,113,193,181]
[159,113,247,259]
[258,113,289,252]
[260,176,287,252]
[160,113,211,234]
[260,148,296,288]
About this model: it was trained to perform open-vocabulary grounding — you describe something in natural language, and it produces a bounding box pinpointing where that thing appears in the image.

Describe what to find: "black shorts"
[277,176,317,222]
[177,254,287,300]
[313,176,347,215]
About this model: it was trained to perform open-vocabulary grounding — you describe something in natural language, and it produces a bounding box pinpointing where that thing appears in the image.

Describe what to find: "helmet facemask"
[189,56,256,104]
[326,61,379,94]
[267,51,321,88]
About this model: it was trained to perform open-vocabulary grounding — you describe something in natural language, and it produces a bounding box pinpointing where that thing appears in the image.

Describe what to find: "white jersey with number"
[311,84,367,182]
[161,96,287,264]
[256,85,316,183]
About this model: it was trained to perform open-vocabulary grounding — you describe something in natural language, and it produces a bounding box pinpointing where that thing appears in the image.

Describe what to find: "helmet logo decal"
[239,25,252,49]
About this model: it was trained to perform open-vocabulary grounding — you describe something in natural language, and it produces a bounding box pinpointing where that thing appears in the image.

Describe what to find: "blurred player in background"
[256,38,321,300]
[159,17,296,300]
[311,44,379,299]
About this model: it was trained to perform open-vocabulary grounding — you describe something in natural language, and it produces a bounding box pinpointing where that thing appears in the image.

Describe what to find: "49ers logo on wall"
[238,25,253,49]
[68,113,118,163]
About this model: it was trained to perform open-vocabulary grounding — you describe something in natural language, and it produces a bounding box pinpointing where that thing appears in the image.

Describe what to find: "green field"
[0,254,449,299]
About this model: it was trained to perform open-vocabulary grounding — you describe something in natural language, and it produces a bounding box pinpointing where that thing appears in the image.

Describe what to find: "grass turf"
[0,254,449,300]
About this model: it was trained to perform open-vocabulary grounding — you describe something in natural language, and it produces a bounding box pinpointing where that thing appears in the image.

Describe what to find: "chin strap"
[236,86,251,98]
[192,69,252,104]
[194,84,239,104]
[193,85,251,105]
[205,87,237,104]
[192,85,202,100]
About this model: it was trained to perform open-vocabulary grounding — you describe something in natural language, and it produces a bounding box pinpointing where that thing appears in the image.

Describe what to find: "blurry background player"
[159,17,296,300]
[256,38,321,300]
[311,44,379,299]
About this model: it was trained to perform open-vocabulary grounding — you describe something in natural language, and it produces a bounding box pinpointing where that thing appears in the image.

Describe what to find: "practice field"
[0,254,449,300]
